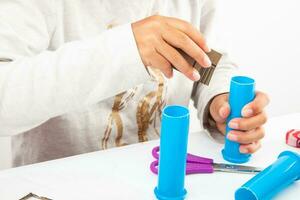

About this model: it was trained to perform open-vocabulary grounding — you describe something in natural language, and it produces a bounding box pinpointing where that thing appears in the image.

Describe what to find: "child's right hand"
[132,15,211,81]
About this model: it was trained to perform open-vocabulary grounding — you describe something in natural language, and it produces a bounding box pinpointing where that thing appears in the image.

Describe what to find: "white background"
[191,0,300,131]
[218,0,300,116]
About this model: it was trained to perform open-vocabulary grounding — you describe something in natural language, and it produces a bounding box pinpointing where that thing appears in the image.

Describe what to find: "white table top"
[0,113,300,200]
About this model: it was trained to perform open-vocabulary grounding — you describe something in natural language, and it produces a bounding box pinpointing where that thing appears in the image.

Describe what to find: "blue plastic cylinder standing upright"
[154,105,190,200]
[222,76,255,163]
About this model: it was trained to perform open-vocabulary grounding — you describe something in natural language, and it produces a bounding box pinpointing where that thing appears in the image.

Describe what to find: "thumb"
[210,93,230,123]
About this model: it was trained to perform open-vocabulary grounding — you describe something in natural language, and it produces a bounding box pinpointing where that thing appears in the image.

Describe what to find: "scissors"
[150,146,262,175]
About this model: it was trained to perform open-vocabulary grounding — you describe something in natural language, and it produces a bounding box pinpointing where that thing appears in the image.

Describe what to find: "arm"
[192,0,269,154]
[0,0,150,135]
[191,0,237,133]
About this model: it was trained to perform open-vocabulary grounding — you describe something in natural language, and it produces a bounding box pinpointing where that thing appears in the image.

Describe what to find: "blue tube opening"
[235,188,258,200]
[163,105,189,119]
[231,76,255,85]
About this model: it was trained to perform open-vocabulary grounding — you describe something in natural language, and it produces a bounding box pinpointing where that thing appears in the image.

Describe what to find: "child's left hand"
[209,91,270,154]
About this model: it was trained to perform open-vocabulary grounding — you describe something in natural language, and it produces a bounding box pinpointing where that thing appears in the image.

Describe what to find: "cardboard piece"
[179,49,223,85]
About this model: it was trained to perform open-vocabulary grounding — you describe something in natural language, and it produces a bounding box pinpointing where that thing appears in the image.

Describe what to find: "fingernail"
[243,108,253,117]
[227,133,238,141]
[240,148,248,154]
[219,106,228,119]
[205,46,211,52]
[203,55,212,67]
[229,121,239,129]
[192,70,200,81]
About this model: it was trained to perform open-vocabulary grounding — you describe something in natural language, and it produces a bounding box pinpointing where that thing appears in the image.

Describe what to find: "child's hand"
[132,15,211,81]
[209,92,270,154]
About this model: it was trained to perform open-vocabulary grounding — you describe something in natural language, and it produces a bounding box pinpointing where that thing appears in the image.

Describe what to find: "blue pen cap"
[154,105,190,200]
[235,151,300,200]
[222,76,255,163]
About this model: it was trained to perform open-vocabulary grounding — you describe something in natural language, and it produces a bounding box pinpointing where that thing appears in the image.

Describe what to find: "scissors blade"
[213,163,262,174]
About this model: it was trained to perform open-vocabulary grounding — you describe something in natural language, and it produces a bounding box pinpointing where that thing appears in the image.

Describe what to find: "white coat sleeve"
[0,0,150,136]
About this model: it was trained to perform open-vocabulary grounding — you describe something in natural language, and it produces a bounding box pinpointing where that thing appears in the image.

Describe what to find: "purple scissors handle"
[150,146,214,175]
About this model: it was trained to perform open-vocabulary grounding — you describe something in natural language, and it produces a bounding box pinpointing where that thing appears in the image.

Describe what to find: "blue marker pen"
[222,76,255,163]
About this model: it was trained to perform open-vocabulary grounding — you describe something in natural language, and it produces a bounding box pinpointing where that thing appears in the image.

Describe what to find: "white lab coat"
[0,0,236,167]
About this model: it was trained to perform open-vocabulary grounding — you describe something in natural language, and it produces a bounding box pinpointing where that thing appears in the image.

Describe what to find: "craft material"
[235,151,300,200]
[154,105,190,200]
[222,76,256,163]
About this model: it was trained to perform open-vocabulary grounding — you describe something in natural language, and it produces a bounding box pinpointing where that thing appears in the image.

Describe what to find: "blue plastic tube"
[222,76,255,163]
[154,105,190,200]
[235,151,300,200]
